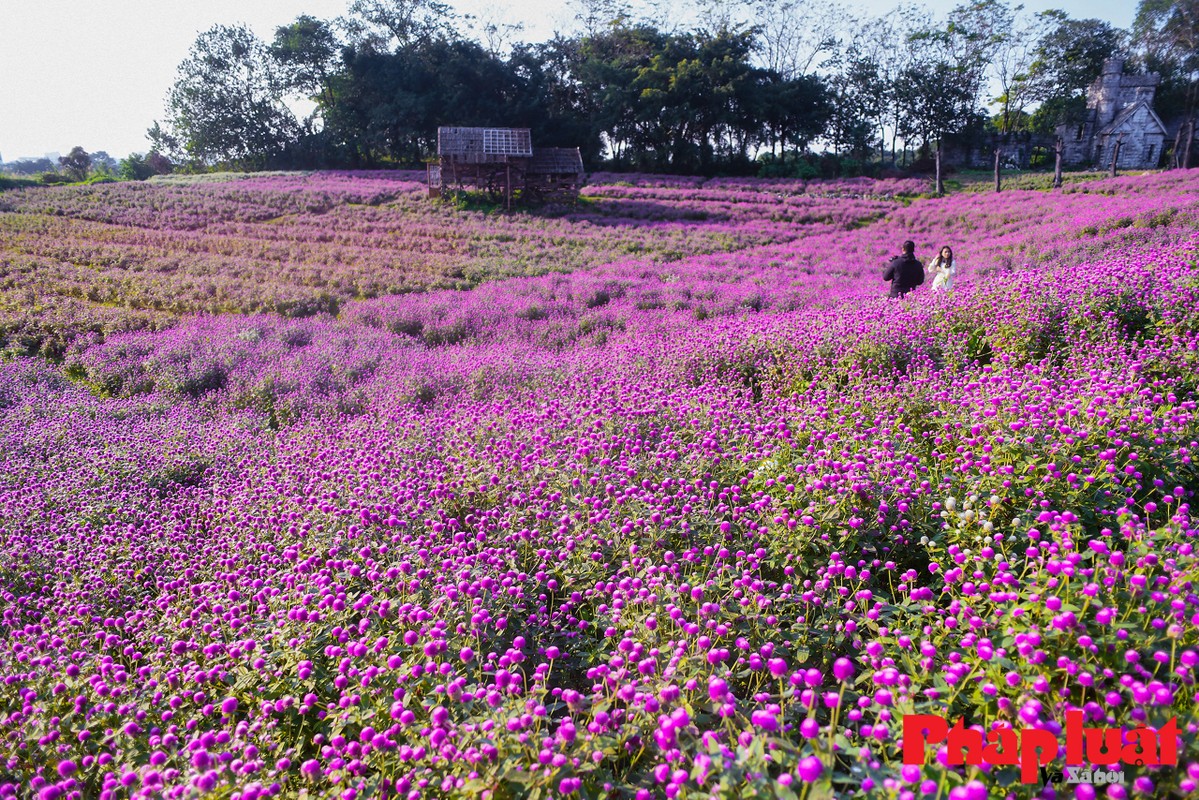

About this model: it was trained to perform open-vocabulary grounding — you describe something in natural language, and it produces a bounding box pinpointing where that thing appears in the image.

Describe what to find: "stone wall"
[941,133,1059,170]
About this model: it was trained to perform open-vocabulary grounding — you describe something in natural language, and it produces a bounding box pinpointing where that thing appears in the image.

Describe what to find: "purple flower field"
[1,171,1199,800]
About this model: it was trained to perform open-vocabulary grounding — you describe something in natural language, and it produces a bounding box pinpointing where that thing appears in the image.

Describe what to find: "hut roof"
[438,127,533,158]
[529,147,584,175]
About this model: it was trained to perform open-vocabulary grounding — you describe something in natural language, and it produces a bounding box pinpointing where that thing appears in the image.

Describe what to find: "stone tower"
[1061,58,1167,169]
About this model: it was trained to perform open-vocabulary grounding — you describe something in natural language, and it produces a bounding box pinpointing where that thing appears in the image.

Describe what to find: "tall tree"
[341,0,456,51]
[58,147,91,181]
[1134,0,1199,75]
[1024,13,1124,134]
[159,24,298,166]
[756,72,832,155]
[270,15,341,108]
[1133,0,1199,164]
[988,6,1050,134]
[326,37,523,166]
[572,23,667,165]
[752,0,843,78]
[1027,13,1124,101]
[824,48,883,159]
[863,7,932,164]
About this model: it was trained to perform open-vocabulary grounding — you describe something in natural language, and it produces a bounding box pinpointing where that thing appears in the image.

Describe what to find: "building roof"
[437,127,533,158]
[1099,101,1168,138]
[1118,74,1160,89]
[529,147,584,175]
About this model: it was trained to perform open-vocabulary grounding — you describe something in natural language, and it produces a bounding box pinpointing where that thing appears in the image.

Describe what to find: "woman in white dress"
[928,246,955,292]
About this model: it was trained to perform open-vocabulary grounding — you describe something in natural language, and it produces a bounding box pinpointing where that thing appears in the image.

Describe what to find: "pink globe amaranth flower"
[56,760,77,778]
[545,646,561,659]
[750,709,779,732]
[220,697,238,714]
[833,658,855,682]
[797,756,823,782]
[708,677,730,702]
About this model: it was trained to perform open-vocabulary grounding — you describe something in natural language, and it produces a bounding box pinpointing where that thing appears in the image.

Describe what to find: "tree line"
[63,1,1199,177]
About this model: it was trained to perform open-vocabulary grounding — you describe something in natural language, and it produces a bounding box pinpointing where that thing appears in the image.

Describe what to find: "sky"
[0,0,1140,162]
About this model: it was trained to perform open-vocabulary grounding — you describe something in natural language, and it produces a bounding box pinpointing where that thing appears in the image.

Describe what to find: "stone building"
[1060,58,1167,169]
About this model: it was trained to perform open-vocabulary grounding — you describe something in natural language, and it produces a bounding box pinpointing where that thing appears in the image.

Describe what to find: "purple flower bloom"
[797,756,823,782]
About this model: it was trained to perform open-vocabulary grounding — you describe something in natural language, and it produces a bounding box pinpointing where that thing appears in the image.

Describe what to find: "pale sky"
[0,0,1138,161]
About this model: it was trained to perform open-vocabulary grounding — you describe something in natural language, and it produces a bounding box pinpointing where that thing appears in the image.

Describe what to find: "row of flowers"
[0,171,1197,800]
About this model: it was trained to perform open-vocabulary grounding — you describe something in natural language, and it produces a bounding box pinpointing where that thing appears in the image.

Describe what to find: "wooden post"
[1185,119,1195,169]
[506,164,512,210]
[1110,135,1122,177]
[935,142,944,195]
[993,147,1002,193]
[1170,124,1184,169]
[1053,137,1063,189]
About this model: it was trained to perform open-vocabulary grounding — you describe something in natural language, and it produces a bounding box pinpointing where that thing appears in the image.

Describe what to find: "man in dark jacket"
[883,240,924,298]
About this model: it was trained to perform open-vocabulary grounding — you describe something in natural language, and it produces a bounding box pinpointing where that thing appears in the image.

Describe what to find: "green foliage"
[1132,0,1199,130]
[0,175,38,191]
[58,146,91,182]
[118,152,173,181]
[160,24,299,167]
[1025,13,1124,110]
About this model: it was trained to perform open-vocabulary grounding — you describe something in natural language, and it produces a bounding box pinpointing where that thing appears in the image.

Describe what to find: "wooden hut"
[429,126,583,205]
[526,147,585,202]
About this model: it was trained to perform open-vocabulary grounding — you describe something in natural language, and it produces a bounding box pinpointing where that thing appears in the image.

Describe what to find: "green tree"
[6,158,54,175]
[756,73,832,156]
[1134,0,1199,79]
[508,40,604,161]
[1133,0,1199,164]
[824,43,885,160]
[341,0,455,51]
[118,152,172,181]
[158,24,298,167]
[988,7,1050,134]
[570,23,667,167]
[1023,13,1124,133]
[118,153,155,181]
[271,15,341,107]
[58,147,91,181]
[1028,13,1124,101]
[630,27,763,171]
[326,37,522,166]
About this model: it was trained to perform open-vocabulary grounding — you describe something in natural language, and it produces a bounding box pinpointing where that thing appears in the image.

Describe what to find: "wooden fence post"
[935,143,944,195]
[1185,119,1195,170]
[1053,137,1063,189]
